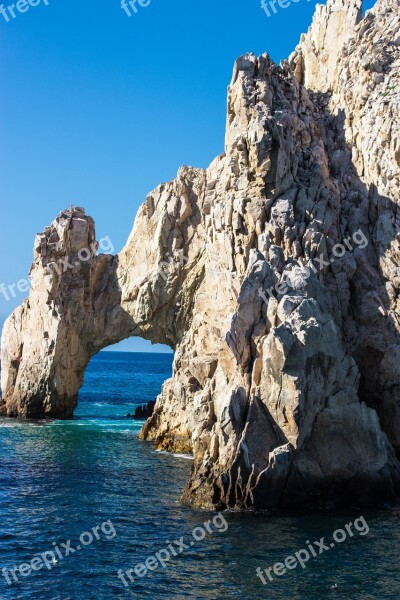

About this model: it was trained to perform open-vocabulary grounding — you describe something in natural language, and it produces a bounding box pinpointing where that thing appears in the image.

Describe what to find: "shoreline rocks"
[129,400,156,420]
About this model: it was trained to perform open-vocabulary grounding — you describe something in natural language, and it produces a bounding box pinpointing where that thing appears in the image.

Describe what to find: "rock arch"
[1,166,206,419]
[2,0,400,509]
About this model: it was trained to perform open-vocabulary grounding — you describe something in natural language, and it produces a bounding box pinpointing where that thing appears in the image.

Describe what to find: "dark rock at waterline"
[130,400,156,420]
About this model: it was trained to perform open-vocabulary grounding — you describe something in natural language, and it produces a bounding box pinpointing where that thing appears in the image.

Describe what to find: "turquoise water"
[0,351,399,599]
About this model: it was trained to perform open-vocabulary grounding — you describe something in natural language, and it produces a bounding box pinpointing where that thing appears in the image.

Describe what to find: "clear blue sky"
[0,0,374,352]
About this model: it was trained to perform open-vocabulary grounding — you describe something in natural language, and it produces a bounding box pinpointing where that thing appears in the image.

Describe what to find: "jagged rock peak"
[290,0,371,91]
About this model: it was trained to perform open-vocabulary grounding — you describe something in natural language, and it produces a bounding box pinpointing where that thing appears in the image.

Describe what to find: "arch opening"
[77,342,174,426]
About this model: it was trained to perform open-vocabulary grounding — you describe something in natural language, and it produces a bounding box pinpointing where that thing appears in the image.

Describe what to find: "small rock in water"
[133,400,156,420]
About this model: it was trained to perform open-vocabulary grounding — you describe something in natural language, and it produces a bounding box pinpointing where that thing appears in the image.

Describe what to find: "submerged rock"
[1,0,400,509]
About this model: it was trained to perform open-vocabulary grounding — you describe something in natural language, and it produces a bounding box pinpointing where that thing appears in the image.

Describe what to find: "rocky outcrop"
[289,0,363,91]
[1,0,400,509]
[132,400,156,420]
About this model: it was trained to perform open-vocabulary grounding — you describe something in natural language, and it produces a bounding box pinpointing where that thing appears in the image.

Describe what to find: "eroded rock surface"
[2,0,400,509]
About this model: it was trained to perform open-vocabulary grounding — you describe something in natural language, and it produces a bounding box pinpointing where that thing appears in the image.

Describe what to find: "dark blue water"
[0,351,399,599]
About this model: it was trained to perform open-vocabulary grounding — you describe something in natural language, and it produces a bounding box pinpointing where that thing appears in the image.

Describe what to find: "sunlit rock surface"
[2,0,400,509]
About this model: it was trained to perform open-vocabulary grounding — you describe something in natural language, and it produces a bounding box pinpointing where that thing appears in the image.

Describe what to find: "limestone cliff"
[1,0,400,509]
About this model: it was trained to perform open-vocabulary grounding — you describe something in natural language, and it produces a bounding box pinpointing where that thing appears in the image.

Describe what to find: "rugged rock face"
[1,0,400,509]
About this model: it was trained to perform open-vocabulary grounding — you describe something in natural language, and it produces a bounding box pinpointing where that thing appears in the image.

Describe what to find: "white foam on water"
[102,428,133,434]
[172,453,194,460]
[155,449,194,460]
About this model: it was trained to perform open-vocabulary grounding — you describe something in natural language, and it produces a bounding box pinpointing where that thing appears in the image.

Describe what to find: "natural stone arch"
[1,166,206,419]
[2,0,400,510]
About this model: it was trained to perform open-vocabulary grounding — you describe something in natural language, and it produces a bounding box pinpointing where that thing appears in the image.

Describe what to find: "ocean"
[0,351,399,599]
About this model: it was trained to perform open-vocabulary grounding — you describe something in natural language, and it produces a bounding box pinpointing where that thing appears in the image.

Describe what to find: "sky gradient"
[0,0,375,352]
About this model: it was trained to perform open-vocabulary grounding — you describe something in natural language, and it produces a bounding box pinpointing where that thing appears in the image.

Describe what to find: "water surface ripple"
[0,352,399,599]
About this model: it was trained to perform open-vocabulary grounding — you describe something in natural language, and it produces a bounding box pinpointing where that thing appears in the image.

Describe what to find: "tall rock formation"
[1,0,400,509]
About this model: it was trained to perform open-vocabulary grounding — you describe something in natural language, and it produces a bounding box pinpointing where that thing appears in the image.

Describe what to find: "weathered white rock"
[2,0,400,509]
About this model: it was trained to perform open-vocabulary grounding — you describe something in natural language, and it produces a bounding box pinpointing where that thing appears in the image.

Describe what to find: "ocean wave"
[155,450,193,460]
[101,428,133,434]
[172,453,194,460]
